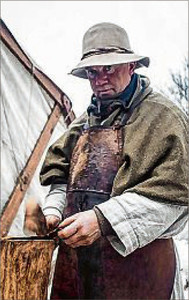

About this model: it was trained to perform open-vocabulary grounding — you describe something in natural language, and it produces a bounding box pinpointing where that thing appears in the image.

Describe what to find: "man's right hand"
[45,215,61,231]
[24,198,61,235]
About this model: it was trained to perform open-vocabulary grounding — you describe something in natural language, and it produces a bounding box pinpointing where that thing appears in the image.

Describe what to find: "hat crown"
[82,22,132,55]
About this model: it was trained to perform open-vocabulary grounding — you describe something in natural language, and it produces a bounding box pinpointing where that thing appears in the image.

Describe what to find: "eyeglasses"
[85,65,120,80]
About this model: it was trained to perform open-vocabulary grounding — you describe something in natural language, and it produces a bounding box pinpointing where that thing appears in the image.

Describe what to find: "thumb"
[58,213,78,229]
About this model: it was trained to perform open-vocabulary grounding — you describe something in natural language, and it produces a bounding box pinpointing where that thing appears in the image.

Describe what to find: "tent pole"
[1,103,63,237]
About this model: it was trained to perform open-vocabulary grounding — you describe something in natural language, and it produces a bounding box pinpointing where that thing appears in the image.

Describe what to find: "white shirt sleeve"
[96,192,188,257]
[42,183,67,220]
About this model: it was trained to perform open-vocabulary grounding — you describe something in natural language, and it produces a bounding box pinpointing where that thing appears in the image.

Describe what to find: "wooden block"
[1,238,56,300]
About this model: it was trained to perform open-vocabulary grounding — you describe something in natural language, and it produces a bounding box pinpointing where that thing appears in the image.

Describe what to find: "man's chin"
[98,91,116,100]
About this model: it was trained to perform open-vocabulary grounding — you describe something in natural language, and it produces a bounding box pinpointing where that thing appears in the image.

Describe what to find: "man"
[39,23,188,299]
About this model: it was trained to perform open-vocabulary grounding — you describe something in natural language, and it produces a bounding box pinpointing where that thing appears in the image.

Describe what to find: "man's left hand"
[57,210,101,248]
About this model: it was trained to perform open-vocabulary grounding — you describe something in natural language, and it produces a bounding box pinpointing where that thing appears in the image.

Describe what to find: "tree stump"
[1,238,56,300]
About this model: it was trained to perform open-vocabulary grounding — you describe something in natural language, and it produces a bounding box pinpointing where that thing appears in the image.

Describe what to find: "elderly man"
[39,23,188,299]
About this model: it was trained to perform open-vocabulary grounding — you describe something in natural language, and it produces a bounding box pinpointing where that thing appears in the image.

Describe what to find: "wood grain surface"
[1,239,56,300]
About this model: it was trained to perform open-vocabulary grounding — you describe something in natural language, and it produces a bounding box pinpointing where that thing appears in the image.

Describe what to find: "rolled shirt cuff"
[96,192,188,257]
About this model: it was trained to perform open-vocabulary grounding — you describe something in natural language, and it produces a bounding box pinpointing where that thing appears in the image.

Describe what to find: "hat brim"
[70,52,150,79]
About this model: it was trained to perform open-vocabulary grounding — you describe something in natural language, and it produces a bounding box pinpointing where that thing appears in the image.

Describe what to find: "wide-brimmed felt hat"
[70,22,150,79]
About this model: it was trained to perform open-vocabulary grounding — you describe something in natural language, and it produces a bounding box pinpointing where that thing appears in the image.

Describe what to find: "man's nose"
[95,73,108,85]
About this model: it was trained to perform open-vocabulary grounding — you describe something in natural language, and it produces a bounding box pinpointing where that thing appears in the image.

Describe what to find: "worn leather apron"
[51,126,176,300]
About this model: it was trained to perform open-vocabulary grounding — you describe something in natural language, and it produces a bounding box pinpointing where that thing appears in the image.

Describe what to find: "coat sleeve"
[112,95,189,205]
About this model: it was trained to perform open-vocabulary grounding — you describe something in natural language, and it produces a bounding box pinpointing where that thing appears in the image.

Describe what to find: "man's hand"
[45,215,60,231]
[57,210,101,248]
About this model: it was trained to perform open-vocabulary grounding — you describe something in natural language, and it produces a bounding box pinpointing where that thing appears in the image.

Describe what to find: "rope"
[63,108,74,124]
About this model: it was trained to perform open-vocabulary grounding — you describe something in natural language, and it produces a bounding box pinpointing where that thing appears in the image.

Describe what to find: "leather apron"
[51,126,176,300]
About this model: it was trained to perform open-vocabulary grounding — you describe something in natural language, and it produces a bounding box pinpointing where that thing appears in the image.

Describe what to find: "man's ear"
[129,62,137,75]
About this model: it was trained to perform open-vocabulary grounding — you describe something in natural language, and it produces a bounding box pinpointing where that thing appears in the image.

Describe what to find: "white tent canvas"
[1,19,75,237]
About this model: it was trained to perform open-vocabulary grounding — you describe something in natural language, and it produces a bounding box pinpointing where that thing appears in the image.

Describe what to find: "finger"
[58,214,78,228]
[47,219,59,227]
[58,222,78,239]
[46,221,54,231]
[63,233,83,246]
[47,222,55,231]
[46,216,60,230]
[65,232,98,248]
[46,215,60,223]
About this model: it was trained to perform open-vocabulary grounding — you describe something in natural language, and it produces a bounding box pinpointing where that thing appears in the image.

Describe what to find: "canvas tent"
[0,19,76,237]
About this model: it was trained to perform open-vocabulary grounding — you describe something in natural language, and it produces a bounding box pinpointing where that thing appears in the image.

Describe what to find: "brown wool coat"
[40,92,188,206]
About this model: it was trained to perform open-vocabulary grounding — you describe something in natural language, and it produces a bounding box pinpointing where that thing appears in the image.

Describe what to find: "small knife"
[45,226,62,239]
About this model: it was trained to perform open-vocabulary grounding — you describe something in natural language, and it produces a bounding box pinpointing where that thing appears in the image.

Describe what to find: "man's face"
[86,63,136,99]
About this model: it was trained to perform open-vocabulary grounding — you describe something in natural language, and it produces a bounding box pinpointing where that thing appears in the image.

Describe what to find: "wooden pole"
[0,104,61,237]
